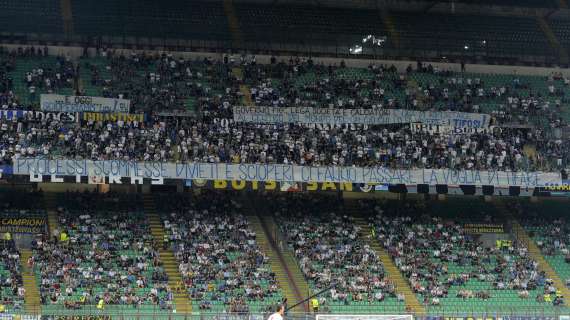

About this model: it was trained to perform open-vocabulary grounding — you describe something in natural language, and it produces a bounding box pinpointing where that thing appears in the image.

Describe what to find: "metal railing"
[7,305,570,320]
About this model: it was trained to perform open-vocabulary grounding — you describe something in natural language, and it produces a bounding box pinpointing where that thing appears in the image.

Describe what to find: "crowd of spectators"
[0,104,565,171]
[0,52,19,111]
[515,201,570,290]
[83,51,239,113]
[23,55,76,99]
[0,240,24,311]
[31,192,173,310]
[0,48,568,171]
[243,60,569,117]
[1,188,569,314]
[361,199,565,308]
[273,194,402,312]
[158,192,282,313]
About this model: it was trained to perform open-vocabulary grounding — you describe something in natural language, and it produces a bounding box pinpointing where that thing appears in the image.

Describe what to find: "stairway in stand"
[59,0,74,36]
[247,215,308,312]
[20,249,41,314]
[523,144,538,163]
[495,201,570,307]
[536,16,569,65]
[223,0,244,48]
[43,193,59,238]
[231,67,253,106]
[143,194,192,314]
[239,84,253,106]
[346,200,426,315]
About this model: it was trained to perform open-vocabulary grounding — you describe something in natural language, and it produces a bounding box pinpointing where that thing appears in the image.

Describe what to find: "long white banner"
[40,94,131,113]
[13,158,560,188]
[233,106,491,128]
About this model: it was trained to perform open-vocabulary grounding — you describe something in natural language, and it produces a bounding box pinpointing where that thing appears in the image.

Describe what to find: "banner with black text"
[234,106,491,128]
[12,158,562,188]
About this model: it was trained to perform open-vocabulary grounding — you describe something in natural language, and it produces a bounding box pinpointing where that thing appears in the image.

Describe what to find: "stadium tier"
[0,0,62,35]
[1,1,568,62]
[233,6,554,57]
[0,52,569,173]
[71,1,230,42]
[0,189,566,317]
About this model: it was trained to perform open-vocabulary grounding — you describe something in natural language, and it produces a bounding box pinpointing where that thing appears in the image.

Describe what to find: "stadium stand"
[272,194,406,313]
[1,0,570,318]
[31,192,174,314]
[0,189,568,317]
[157,192,284,313]
[0,51,569,171]
[70,1,230,42]
[1,1,563,63]
[0,240,24,313]
[518,201,570,288]
[0,0,62,35]
[549,19,570,52]
[361,198,567,314]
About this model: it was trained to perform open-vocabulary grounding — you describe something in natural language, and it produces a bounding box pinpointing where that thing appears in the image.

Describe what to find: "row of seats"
[71,0,230,41]
[454,0,559,8]
[0,0,62,35]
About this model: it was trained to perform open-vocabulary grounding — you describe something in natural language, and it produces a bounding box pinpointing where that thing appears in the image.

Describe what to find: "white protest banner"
[233,106,491,128]
[40,94,131,113]
[13,158,561,188]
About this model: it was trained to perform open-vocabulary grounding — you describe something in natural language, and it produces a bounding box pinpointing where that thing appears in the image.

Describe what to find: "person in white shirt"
[268,304,285,320]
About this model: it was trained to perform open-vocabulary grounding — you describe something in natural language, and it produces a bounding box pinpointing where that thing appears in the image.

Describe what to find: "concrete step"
[352,215,425,315]
[248,215,307,312]
[20,249,42,314]
[144,200,192,313]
